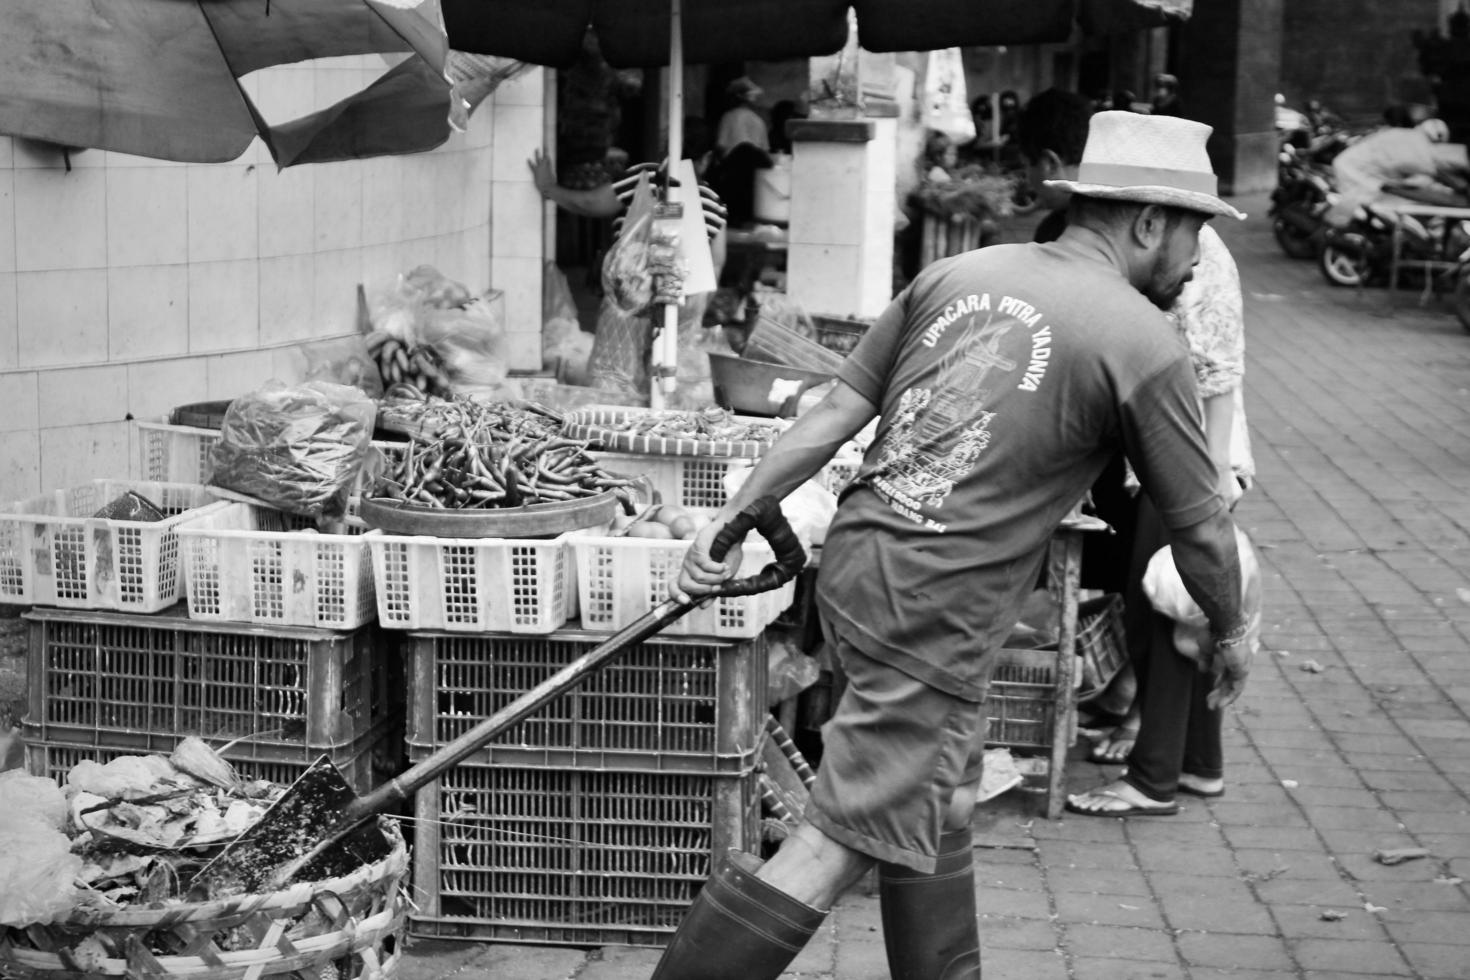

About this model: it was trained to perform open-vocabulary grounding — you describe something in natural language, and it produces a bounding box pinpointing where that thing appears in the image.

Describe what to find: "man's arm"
[528,149,622,219]
[1166,508,1251,708]
[672,381,878,603]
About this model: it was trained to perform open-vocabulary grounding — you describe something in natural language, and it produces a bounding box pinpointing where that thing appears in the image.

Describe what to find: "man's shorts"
[806,628,988,874]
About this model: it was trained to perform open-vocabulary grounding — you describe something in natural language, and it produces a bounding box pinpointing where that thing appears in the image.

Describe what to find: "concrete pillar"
[784,20,900,319]
[1176,0,1284,195]
[786,115,897,318]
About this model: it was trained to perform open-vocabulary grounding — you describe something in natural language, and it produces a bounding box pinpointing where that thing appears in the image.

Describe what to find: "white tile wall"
[15,167,108,272]
[17,269,109,367]
[0,170,14,273]
[41,421,132,488]
[0,273,15,366]
[788,243,864,316]
[188,164,261,263]
[207,350,278,397]
[105,167,189,268]
[188,260,260,352]
[312,250,365,337]
[0,371,38,433]
[0,430,40,500]
[108,265,190,360]
[258,255,316,347]
[39,364,129,428]
[126,359,211,423]
[0,58,535,505]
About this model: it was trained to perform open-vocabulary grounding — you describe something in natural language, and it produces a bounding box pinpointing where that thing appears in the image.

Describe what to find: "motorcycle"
[1270,147,1336,259]
[1319,198,1470,293]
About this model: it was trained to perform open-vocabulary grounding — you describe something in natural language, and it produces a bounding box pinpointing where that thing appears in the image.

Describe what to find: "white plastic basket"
[570,527,795,638]
[137,419,406,488]
[138,421,222,483]
[365,531,577,633]
[0,480,221,612]
[591,451,755,510]
[177,502,376,629]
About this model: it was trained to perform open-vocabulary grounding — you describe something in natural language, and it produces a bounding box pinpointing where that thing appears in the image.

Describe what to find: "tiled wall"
[0,58,547,503]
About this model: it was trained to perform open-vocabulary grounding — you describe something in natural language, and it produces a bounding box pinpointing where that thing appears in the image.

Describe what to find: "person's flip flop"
[1176,781,1225,799]
[1064,788,1179,817]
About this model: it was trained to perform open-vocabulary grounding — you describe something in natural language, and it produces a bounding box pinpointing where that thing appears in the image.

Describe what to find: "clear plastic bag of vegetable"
[208,380,377,522]
[419,290,509,388]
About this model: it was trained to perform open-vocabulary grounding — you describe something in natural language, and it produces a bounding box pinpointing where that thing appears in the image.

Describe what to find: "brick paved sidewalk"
[399,193,1470,979]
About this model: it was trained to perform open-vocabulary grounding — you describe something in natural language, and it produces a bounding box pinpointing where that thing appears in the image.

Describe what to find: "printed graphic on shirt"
[870,294,1050,527]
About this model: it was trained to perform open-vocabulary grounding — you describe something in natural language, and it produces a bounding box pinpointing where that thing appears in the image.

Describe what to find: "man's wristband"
[1210,619,1252,650]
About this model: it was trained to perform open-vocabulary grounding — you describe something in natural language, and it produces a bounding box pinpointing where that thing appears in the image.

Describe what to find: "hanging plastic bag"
[1142,527,1263,666]
[589,172,661,398]
[209,380,377,522]
[922,48,976,144]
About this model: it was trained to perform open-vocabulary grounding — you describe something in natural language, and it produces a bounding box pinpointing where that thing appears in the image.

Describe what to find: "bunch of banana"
[365,330,453,398]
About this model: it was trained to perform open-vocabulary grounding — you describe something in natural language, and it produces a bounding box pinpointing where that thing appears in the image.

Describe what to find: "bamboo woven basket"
[0,819,408,980]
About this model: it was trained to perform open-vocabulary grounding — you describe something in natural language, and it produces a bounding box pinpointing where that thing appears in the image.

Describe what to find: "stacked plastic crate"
[395,486,787,946]
[10,421,403,793]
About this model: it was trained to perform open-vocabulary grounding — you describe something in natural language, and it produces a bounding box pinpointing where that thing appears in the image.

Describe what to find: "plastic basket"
[21,714,403,796]
[590,451,754,509]
[817,454,863,496]
[1076,593,1127,700]
[986,647,1074,750]
[22,606,402,753]
[138,419,406,488]
[365,531,575,633]
[408,759,761,948]
[811,313,872,355]
[0,817,407,980]
[0,480,221,612]
[561,407,788,458]
[570,529,794,638]
[178,502,375,629]
[138,421,222,483]
[404,629,767,773]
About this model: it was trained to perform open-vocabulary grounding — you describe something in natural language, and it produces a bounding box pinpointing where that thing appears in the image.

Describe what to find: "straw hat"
[1045,110,1245,220]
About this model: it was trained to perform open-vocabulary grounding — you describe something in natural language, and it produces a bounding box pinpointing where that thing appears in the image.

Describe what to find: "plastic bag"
[296,334,385,398]
[543,260,590,378]
[1,770,68,829]
[767,631,821,705]
[922,48,976,144]
[1142,527,1263,665]
[209,380,377,522]
[0,810,82,927]
[419,291,508,388]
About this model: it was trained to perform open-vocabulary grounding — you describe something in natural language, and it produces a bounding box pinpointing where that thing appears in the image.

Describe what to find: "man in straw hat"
[651,111,1253,980]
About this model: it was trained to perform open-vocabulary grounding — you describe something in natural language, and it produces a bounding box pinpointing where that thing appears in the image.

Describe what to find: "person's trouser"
[650,850,826,980]
[879,827,982,979]
[1122,495,1224,802]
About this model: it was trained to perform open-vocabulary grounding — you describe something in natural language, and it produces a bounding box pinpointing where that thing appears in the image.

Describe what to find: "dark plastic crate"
[22,715,402,795]
[24,606,401,751]
[407,756,761,947]
[405,628,767,773]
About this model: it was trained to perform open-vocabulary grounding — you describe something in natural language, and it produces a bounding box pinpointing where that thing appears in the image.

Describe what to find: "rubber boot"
[651,849,827,980]
[878,828,981,980]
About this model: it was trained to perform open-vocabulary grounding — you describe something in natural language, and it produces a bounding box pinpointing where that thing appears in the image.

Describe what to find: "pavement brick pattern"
[398,194,1470,979]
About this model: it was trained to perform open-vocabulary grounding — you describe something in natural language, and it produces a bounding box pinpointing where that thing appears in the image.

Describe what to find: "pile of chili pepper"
[371,395,636,509]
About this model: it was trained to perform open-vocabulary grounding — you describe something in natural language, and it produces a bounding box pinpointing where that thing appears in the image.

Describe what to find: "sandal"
[1177,773,1225,798]
[1065,783,1179,817]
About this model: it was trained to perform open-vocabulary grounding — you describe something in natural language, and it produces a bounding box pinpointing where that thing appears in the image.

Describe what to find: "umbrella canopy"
[0,0,518,167]
[440,0,1192,67]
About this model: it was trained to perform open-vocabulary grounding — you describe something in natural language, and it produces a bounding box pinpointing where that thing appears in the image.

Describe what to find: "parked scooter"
[1270,146,1336,259]
[1319,199,1470,291]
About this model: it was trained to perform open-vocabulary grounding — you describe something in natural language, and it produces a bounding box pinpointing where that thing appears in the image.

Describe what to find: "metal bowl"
[707,353,833,418]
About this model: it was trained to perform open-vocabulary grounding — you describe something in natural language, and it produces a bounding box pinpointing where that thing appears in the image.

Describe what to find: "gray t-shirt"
[816,239,1223,700]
